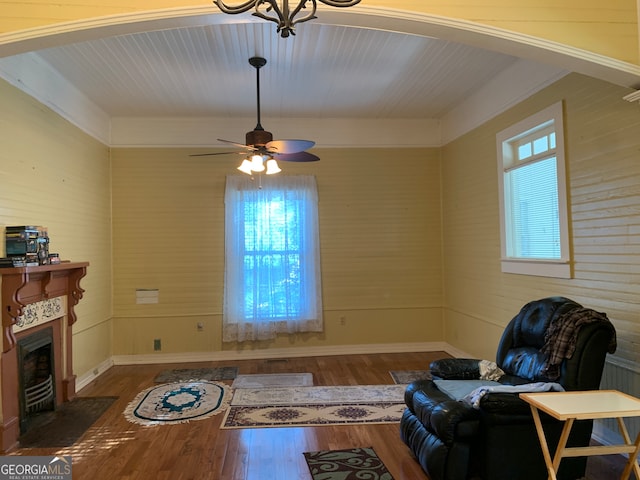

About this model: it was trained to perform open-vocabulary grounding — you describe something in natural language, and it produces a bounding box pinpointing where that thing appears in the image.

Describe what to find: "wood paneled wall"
[2,63,639,398]
[0,78,112,378]
[441,73,640,369]
[110,146,443,354]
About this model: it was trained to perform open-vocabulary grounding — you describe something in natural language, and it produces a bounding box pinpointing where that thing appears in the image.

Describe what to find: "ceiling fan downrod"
[246,57,273,147]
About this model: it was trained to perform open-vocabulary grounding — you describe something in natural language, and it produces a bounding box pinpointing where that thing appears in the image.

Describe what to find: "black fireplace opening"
[17,326,56,434]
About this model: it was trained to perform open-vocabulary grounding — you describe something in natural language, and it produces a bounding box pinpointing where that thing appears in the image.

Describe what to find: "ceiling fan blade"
[189,151,246,157]
[217,138,256,150]
[272,151,320,162]
[267,139,315,154]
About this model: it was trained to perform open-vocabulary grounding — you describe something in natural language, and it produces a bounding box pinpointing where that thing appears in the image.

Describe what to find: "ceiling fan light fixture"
[251,154,265,172]
[266,159,282,175]
[238,159,254,174]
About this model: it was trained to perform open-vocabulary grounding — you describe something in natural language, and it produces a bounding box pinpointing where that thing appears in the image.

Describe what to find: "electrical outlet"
[153,338,161,351]
[340,316,347,326]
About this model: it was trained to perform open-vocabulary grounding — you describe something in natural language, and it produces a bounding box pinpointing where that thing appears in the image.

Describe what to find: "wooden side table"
[520,390,640,480]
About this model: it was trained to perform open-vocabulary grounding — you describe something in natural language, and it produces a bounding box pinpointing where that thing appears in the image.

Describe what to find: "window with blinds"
[223,175,323,342]
[496,102,571,278]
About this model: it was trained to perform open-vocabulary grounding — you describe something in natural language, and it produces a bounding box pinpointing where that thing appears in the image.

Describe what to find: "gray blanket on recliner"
[463,381,565,409]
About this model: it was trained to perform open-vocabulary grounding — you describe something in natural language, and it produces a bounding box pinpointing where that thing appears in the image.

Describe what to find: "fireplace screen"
[18,326,55,432]
[25,374,54,412]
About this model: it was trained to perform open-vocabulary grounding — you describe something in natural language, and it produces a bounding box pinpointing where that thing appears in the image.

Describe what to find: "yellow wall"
[110,146,443,354]
[0,78,112,378]
[0,1,637,65]
[441,72,640,365]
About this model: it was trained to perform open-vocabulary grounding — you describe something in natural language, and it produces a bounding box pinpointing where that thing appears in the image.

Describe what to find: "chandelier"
[214,0,362,37]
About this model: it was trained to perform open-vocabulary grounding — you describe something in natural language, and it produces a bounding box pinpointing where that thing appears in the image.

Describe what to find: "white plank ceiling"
[33,21,518,121]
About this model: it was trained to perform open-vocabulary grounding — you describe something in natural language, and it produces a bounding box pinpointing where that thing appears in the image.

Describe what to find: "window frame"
[496,101,572,278]
[223,174,323,342]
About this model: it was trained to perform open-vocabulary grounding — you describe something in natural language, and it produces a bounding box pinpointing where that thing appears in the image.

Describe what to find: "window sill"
[500,259,572,279]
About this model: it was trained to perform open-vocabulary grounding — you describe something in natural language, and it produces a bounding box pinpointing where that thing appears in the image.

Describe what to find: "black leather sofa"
[400,296,617,480]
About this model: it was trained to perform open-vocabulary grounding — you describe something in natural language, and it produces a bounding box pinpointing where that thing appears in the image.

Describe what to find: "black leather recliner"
[400,296,617,480]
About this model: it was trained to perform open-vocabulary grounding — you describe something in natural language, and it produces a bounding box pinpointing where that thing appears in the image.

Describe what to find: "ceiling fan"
[191,56,319,174]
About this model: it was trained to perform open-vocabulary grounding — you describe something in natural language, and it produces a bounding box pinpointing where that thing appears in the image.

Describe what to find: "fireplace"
[18,326,55,433]
[0,262,88,452]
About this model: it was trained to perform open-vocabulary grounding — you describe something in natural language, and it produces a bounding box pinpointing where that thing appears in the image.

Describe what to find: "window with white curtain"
[223,175,323,342]
[496,101,571,278]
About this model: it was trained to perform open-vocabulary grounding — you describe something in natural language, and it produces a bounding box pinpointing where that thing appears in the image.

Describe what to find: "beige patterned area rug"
[222,384,406,429]
[231,373,314,388]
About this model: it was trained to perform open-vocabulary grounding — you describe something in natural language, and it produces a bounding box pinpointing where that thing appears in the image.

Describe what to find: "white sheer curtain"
[223,175,323,342]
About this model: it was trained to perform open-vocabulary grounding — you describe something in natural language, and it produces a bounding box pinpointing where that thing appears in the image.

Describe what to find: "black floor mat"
[19,396,117,448]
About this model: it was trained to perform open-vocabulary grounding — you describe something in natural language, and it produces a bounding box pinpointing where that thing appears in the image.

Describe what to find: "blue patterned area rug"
[304,447,394,480]
[124,381,231,426]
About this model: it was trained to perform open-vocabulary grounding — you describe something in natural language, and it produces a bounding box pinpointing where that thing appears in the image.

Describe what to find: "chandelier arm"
[214,0,258,14]
[213,0,361,37]
[253,0,285,27]
[318,0,361,6]
[288,0,317,27]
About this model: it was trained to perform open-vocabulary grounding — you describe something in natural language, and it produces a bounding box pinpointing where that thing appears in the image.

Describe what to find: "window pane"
[533,135,549,155]
[518,142,532,160]
[506,157,560,259]
[241,196,303,320]
[243,252,301,319]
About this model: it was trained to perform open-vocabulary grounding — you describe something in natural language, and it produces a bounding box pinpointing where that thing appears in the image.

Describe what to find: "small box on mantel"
[4,225,49,264]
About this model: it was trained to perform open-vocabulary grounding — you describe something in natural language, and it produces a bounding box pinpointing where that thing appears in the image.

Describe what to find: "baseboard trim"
[110,342,464,365]
[77,342,471,393]
[75,357,115,392]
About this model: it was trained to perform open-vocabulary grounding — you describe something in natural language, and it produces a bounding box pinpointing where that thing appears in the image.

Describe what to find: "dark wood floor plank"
[9,351,625,479]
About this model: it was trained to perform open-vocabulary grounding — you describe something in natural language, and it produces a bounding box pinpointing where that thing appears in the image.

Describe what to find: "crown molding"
[0,53,111,145]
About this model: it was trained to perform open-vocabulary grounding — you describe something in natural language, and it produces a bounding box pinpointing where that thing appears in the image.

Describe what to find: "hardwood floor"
[8,352,628,479]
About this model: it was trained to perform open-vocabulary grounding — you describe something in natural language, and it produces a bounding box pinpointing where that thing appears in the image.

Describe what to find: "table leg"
[617,418,640,480]
[529,405,558,480]
[552,417,574,472]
